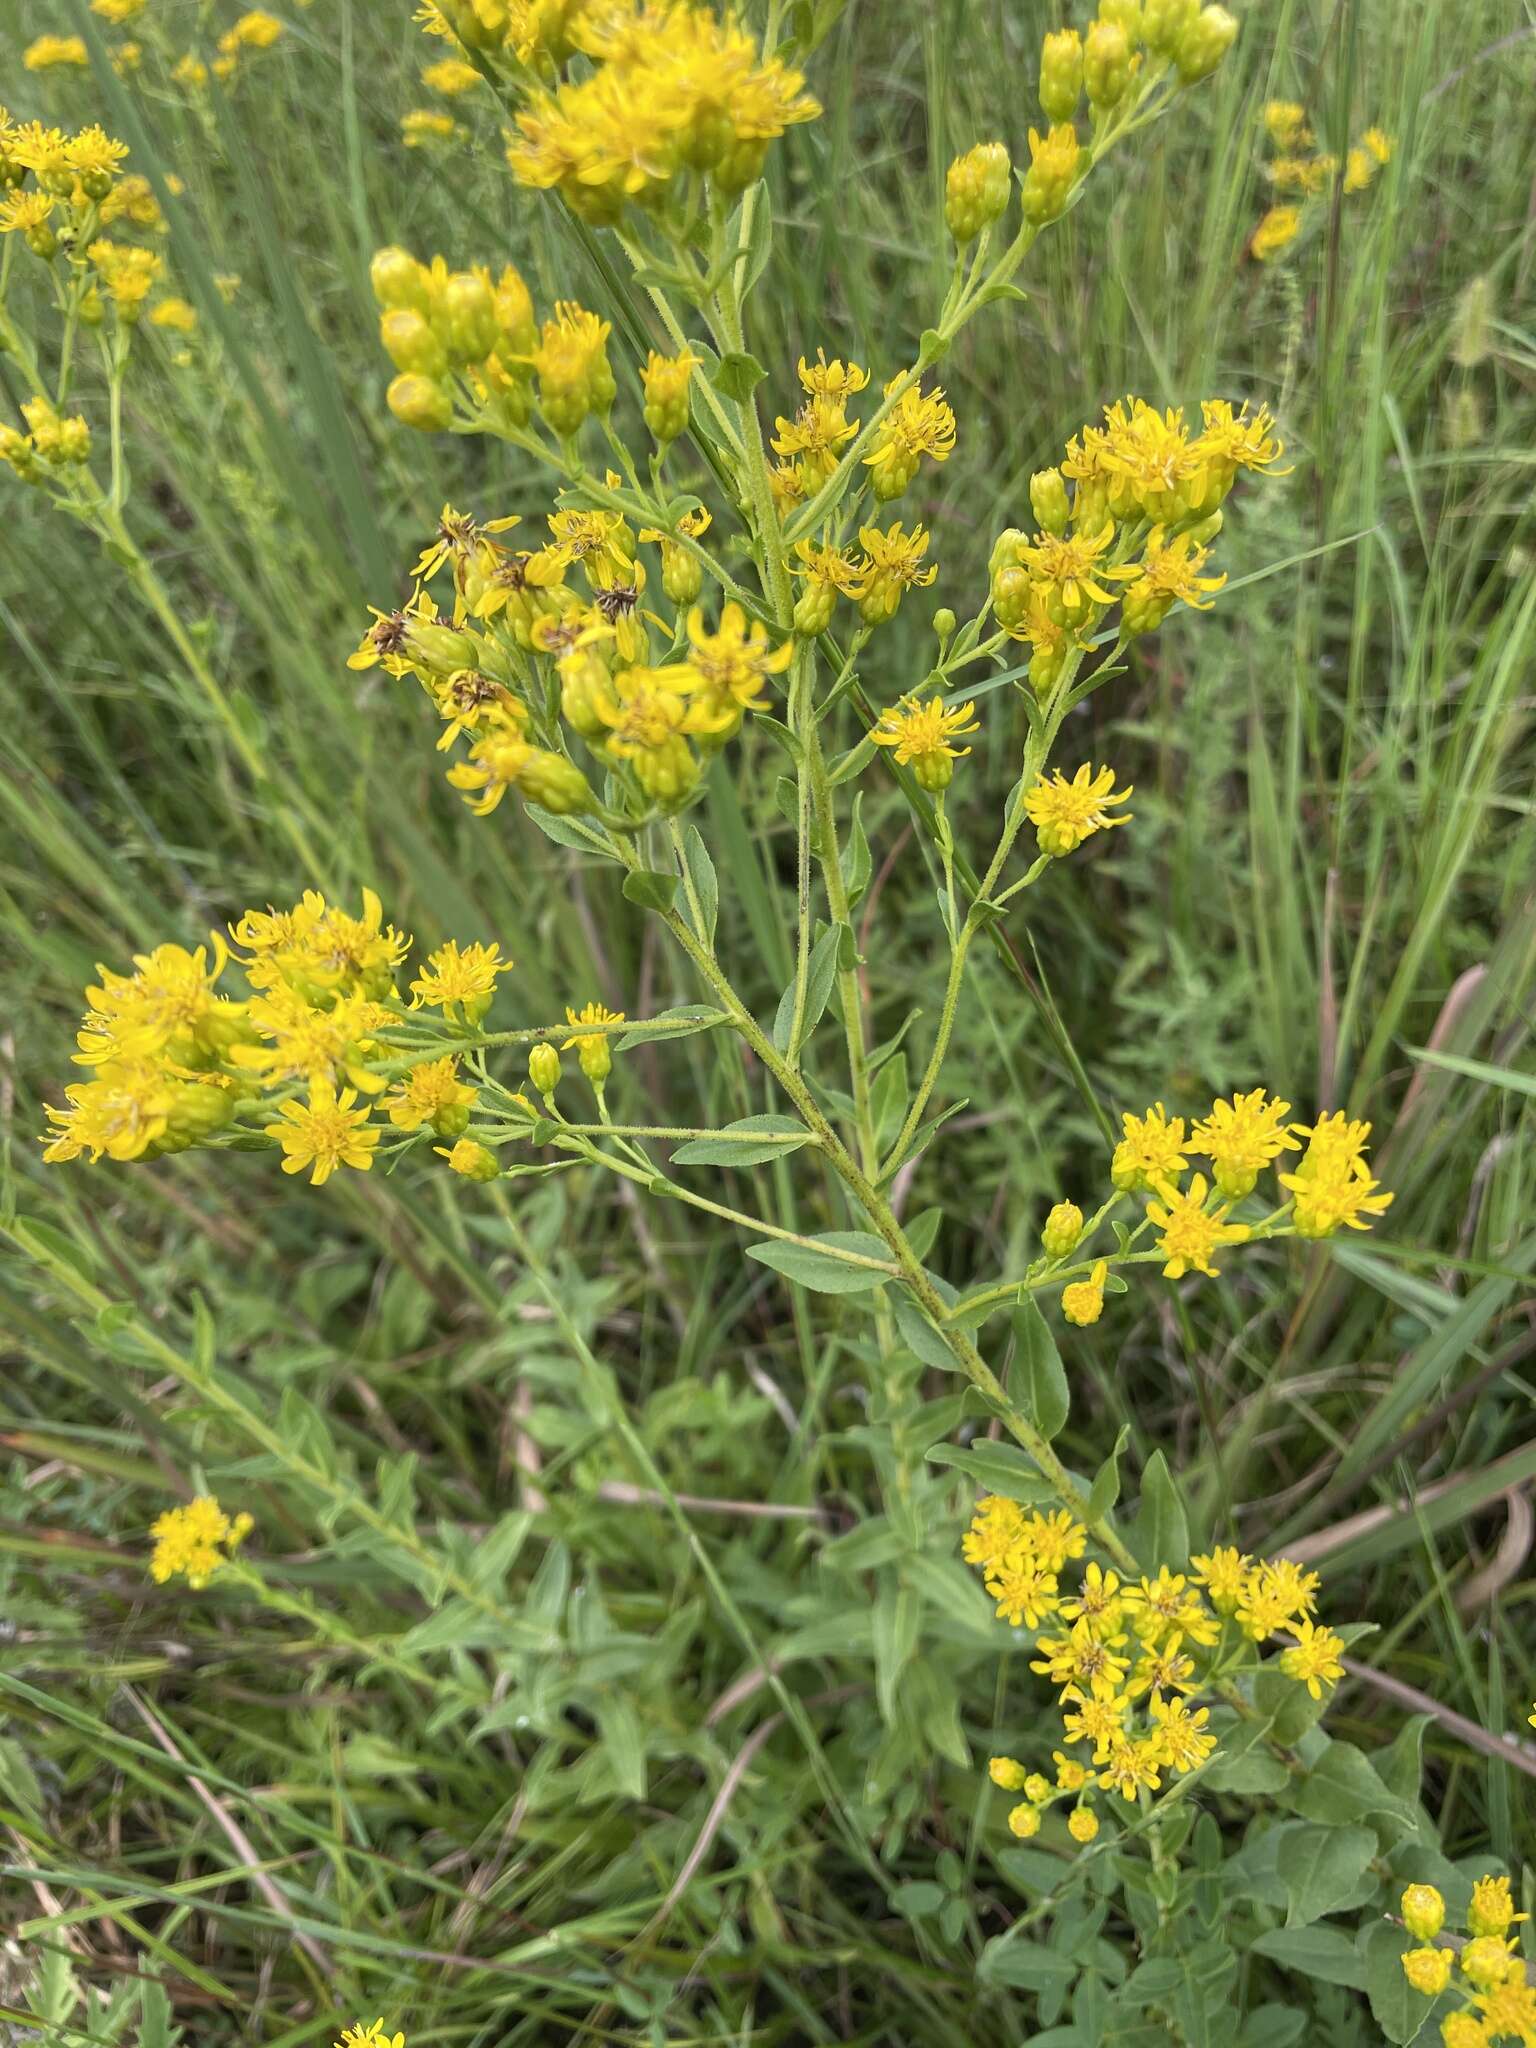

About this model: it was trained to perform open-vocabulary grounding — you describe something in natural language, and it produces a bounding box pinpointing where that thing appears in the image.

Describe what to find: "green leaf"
[671,1115,812,1167]
[1277,1823,1378,1926]
[622,867,679,913]
[1130,1451,1190,1571]
[1086,1424,1131,1524]
[680,823,718,944]
[772,920,843,1053]
[977,1936,1077,1992]
[893,1294,962,1372]
[1378,1712,1434,1806]
[615,1004,726,1049]
[1287,1740,1420,1836]
[841,788,871,906]
[925,1440,1057,1503]
[1249,1925,1367,1990]
[1406,1044,1536,1101]
[711,350,768,400]
[524,803,615,856]
[595,1693,647,1800]
[745,1230,894,1294]
[891,1880,945,1919]
[1200,1751,1290,1795]
[918,327,950,363]
[1009,1295,1069,1441]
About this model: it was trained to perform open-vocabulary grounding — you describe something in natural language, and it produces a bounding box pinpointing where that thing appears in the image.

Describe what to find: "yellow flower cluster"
[1397,1879,1535,2043]
[167,12,286,91]
[350,500,792,817]
[967,1498,1341,1831]
[149,1495,253,1589]
[500,1,820,220]
[337,2022,405,2048]
[23,36,89,70]
[41,892,513,1187]
[989,396,1284,700]
[1251,103,1393,264]
[772,351,955,525]
[1026,1089,1392,1306]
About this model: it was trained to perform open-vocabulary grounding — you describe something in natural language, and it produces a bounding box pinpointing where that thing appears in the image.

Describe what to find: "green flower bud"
[441,271,498,367]
[1175,3,1237,82]
[1084,19,1133,108]
[1030,467,1071,535]
[1143,0,1198,58]
[1022,124,1085,225]
[517,748,595,815]
[1042,1201,1084,1257]
[944,142,1012,242]
[933,606,957,641]
[793,583,837,636]
[494,264,535,355]
[370,245,429,313]
[528,1042,561,1097]
[441,1138,501,1181]
[387,373,453,433]
[380,307,447,378]
[1040,28,1084,124]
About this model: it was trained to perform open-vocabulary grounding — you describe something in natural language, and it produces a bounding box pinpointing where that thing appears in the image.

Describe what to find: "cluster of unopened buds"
[1397,1878,1536,2045]
[1019,1088,1393,1328]
[968,1497,1344,1843]
[38,888,627,1189]
[1251,99,1394,263]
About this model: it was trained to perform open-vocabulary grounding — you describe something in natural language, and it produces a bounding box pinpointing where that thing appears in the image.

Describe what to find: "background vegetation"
[2,0,1534,2042]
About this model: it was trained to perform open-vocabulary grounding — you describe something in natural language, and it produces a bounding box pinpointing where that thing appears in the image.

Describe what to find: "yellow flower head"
[1132,1567,1219,1650]
[1067,1805,1100,1844]
[273,1081,380,1186]
[1252,205,1301,263]
[686,600,793,712]
[25,35,89,70]
[868,693,979,792]
[1401,1947,1453,1998]
[961,1494,1028,1571]
[336,2024,406,2048]
[985,1559,1060,1629]
[1277,1619,1346,1700]
[1147,1694,1216,1773]
[74,937,234,1069]
[232,889,410,1004]
[797,350,869,402]
[403,110,461,147]
[150,1495,253,1589]
[1263,101,1310,149]
[385,1055,478,1133]
[1279,1112,1393,1238]
[863,376,956,500]
[1111,1103,1188,1192]
[1400,1884,1445,1943]
[1032,1618,1131,1697]
[1061,1259,1108,1327]
[423,56,483,94]
[1008,1801,1041,1838]
[1190,1545,1251,1612]
[408,939,512,1020]
[1461,1936,1519,1991]
[988,1755,1028,1791]
[1024,763,1133,859]
[1146,1173,1249,1280]
[1017,520,1126,617]
[1098,1733,1163,1803]
[1468,1874,1527,1940]
[1189,1086,1298,1198]
[1058,1560,1130,1634]
[852,521,938,624]
[41,1061,175,1166]
[1474,1980,1536,2039]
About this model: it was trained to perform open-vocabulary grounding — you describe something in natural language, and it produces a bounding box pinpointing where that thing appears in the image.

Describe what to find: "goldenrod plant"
[2,2,1533,2044]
